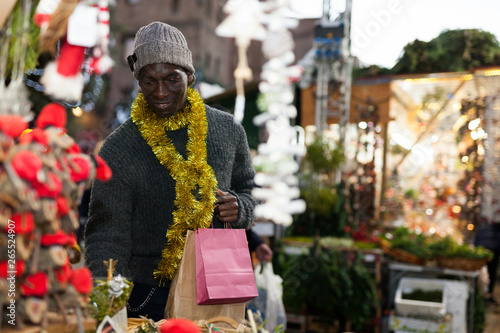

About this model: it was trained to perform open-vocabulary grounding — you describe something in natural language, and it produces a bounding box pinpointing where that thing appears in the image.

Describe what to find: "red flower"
[159,319,201,333]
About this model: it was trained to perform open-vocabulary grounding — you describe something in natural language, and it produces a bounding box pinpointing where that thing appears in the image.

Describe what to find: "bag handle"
[205,316,250,332]
[209,215,232,229]
[206,315,239,328]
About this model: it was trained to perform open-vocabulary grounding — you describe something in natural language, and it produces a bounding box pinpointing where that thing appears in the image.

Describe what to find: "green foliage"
[301,179,338,217]
[402,289,443,302]
[427,236,493,260]
[384,226,432,259]
[391,29,500,74]
[4,0,41,78]
[135,318,161,333]
[352,64,391,78]
[293,180,348,237]
[302,135,345,175]
[292,135,347,237]
[87,279,133,323]
[472,281,486,333]
[276,240,377,330]
[403,189,417,200]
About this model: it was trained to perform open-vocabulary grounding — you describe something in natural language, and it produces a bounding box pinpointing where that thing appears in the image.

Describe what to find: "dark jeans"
[474,223,500,294]
[487,250,500,294]
[126,283,171,321]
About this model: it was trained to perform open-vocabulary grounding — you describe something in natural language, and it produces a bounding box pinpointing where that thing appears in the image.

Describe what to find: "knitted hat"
[129,21,195,80]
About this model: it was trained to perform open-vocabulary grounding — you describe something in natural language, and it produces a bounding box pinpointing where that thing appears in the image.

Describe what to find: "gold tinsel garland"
[131,88,218,283]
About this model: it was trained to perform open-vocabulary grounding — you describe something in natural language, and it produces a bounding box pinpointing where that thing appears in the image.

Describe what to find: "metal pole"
[340,0,352,147]
[315,55,327,135]
[321,0,330,25]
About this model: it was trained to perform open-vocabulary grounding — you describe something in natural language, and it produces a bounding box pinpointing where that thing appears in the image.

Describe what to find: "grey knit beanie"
[128,21,195,80]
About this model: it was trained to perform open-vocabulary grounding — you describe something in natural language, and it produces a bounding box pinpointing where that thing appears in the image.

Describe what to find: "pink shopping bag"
[195,227,258,305]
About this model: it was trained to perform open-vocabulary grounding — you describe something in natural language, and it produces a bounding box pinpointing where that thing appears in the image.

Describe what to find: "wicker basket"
[380,239,426,265]
[435,256,489,271]
[128,316,252,333]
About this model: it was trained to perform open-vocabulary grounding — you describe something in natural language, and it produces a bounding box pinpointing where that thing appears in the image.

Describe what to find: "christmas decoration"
[252,1,306,226]
[217,0,306,227]
[88,0,114,76]
[87,260,132,326]
[0,0,34,119]
[0,102,112,331]
[34,0,113,102]
[215,0,266,123]
[131,87,217,282]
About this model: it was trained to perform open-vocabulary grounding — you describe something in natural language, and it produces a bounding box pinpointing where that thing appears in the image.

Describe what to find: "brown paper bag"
[0,0,17,30]
[164,230,245,324]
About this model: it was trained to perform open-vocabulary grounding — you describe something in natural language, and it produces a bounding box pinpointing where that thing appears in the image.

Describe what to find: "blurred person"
[247,229,273,263]
[84,21,256,321]
[474,221,500,304]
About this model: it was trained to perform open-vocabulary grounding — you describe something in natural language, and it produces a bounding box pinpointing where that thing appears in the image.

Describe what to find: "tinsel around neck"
[131,88,218,283]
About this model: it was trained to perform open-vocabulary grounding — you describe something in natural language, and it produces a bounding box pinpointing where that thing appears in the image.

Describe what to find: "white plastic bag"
[253,262,287,332]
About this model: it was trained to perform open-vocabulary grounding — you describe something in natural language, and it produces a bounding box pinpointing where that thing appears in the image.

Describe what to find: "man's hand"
[215,189,238,223]
[255,242,273,262]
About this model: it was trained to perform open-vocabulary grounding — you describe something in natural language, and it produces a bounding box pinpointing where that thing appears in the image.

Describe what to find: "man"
[84,21,256,321]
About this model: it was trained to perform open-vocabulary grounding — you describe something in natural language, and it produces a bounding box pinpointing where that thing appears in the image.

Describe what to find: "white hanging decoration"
[217,0,306,226]
[89,0,114,75]
[215,0,266,123]
[253,0,306,226]
[1,0,33,117]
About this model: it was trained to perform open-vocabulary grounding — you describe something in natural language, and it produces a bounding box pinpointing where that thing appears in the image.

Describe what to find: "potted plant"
[427,236,493,271]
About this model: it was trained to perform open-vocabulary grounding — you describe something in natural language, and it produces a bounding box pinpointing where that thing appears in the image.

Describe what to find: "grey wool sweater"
[84,105,256,286]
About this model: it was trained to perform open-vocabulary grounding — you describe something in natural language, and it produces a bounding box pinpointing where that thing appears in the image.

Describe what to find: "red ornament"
[20,272,49,297]
[19,128,50,146]
[0,260,25,278]
[36,103,67,129]
[5,212,35,234]
[0,115,28,138]
[40,39,86,102]
[70,267,93,294]
[56,195,70,217]
[40,230,73,247]
[159,318,201,333]
[11,150,43,182]
[32,171,63,198]
[68,154,91,183]
[55,261,73,283]
[66,143,82,154]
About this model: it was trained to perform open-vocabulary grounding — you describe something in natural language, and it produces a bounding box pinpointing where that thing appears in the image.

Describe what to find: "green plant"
[276,240,377,330]
[427,236,493,260]
[302,135,344,176]
[402,289,443,302]
[87,278,133,322]
[384,226,432,259]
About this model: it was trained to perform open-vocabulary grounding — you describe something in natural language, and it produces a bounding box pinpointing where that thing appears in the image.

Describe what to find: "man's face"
[138,63,193,118]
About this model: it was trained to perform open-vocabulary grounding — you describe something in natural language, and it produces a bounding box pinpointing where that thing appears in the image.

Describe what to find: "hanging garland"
[131,87,218,283]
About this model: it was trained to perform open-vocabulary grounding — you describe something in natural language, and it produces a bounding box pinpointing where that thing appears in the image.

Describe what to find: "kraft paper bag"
[164,230,245,323]
[0,0,17,29]
[195,228,258,305]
